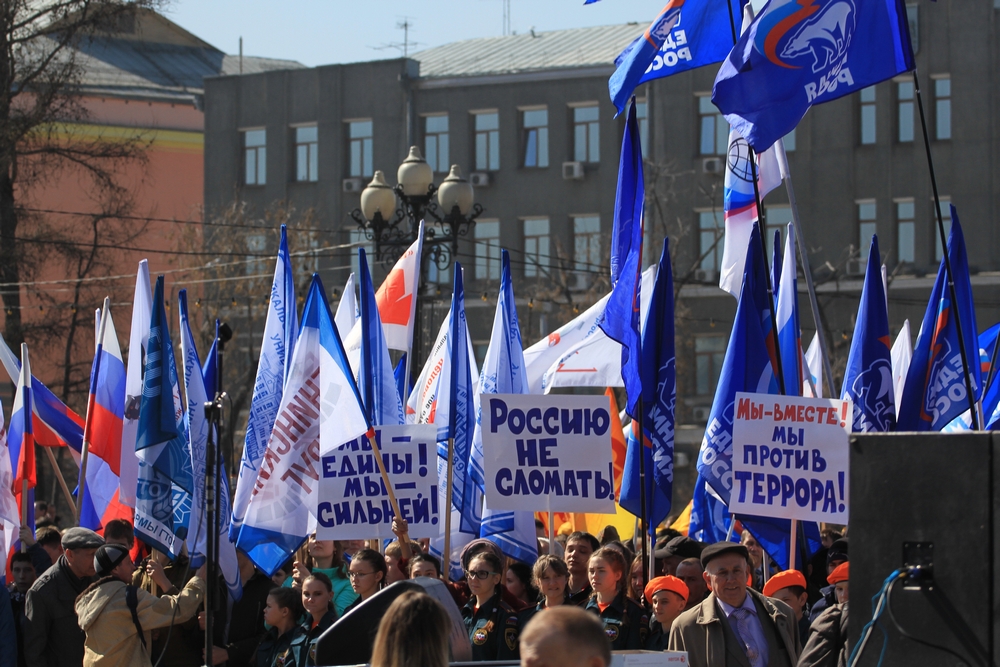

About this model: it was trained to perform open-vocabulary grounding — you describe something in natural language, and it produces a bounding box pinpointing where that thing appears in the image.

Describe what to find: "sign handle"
[442,436,455,584]
[547,511,554,553]
[789,518,799,572]
[365,431,403,525]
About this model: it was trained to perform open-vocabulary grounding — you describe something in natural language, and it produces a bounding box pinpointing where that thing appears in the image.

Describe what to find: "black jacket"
[584,590,649,650]
[462,590,521,661]
[645,619,670,651]
[798,603,848,667]
[23,556,93,667]
[304,609,337,666]
[255,624,309,667]
[226,572,273,667]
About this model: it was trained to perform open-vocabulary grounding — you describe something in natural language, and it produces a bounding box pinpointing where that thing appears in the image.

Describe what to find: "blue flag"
[394,353,408,407]
[470,250,537,564]
[358,248,405,426]
[697,224,777,504]
[609,0,742,114]
[771,229,782,294]
[231,225,298,541]
[446,264,477,534]
[135,276,192,560]
[712,0,915,151]
[600,98,644,419]
[841,236,895,432]
[689,474,737,544]
[740,515,822,571]
[898,206,980,431]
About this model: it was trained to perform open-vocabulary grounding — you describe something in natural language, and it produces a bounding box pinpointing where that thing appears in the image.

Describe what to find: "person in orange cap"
[798,563,850,667]
[827,561,849,605]
[762,570,810,645]
[642,576,688,650]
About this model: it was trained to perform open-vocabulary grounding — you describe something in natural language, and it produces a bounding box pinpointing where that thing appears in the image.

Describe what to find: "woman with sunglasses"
[584,546,649,650]
[341,548,387,615]
[461,551,520,661]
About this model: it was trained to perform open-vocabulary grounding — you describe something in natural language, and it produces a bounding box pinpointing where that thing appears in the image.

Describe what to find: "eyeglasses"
[347,570,375,579]
[466,569,498,580]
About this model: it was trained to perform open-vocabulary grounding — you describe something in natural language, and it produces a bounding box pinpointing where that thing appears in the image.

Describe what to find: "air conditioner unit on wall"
[470,172,490,187]
[342,178,363,193]
[693,268,718,283]
[562,161,584,180]
[692,406,712,423]
[702,157,724,174]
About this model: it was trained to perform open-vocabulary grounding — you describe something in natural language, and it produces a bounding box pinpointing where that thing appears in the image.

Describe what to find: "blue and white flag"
[231,225,298,542]
[841,236,895,432]
[689,474,737,544]
[120,260,151,508]
[357,248,405,426]
[600,98,644,418]
[470,250,537,564]
[713,0,916,151]
[898,206,980,431]
[334,272,358,339]
[238,274,370,576]
[775,224,802,396]
[135,276,192,560]
[444,264,478,534]
[178,293,242,599]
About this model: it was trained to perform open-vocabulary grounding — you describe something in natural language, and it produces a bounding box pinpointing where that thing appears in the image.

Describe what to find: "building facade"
[203,2,1000,506]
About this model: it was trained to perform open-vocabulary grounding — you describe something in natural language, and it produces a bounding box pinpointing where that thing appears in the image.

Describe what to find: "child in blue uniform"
[584,546,648,650]
[461,551,520,661]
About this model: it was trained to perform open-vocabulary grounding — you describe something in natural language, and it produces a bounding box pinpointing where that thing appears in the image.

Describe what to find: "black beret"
[655,536,705,560]
[700,542,751,569]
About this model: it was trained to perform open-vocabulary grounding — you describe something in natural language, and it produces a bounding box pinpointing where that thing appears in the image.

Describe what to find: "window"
[860,87,876,145]
[347,120,373,177]
[424,115,449,173]
[698,210,724,272]
[698,95,727,155]
[473,111,500,171]
[696,335,726,396]
[636,100,649,156]
[573,105,600,163]
[474,220,501,281]
[896,200,915,264]
[934,197,952,261]
[294,126,318,182]
[897,81,914,143]
[244,129,266,185]
[521,109,549,168]
[522,218,550,278]
[573,216,601,272]
[858,201,877,260]
[934,76,951,140]
[782,129,796,153]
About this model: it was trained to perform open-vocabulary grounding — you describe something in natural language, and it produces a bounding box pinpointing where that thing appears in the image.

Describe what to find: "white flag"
[0,398,18,557]
[890,320,912,418]
[804,333,823,398]
[119,260,151,507]
[334,272,358,339]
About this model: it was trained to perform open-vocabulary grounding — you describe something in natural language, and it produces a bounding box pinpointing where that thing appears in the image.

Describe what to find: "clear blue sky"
[165,1,663,67]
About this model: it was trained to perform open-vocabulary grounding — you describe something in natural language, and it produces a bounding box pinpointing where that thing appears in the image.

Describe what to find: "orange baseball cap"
[644,575,689,606]
[762,570,808,598]
[827,561,849,585]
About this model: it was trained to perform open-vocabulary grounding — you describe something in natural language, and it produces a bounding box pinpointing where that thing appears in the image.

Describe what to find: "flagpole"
[42,448,76,517]
[19,342,30,551]
[443,436,454,584]
[725,514,736,542]
[547,510,554,553]
[912,70,979,428]
[366,430,404,527]
[77,296,111,524]
[789,518,798,572]
[20,479,26,552]
[636,407,649,583]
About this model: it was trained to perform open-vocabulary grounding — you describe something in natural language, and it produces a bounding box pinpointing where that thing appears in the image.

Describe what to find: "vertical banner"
[317,424,439,539]
[730,392,851,524]
[482,394,615,514]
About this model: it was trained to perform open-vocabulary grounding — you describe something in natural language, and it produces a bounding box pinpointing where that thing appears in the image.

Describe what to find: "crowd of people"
[1,502,851,667]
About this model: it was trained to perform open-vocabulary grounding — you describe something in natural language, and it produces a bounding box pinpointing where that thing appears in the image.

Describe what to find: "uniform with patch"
[462,591,521,660]
[585,590,649,650]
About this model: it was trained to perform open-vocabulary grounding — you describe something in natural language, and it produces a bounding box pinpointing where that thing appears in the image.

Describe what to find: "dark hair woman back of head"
[370,591,451,667]
[268,586,305,620]
[507,560,539,602]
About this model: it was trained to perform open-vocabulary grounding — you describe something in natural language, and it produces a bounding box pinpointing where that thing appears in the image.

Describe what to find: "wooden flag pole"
[547,510,554,554]
[366,430,403,521]
[789,518,799,573]
[442,436,455,584]
[42,447,76,517]
[77,296,111,524]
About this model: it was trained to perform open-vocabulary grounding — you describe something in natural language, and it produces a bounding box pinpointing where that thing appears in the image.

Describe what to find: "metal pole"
[912,69,979,429]
[636,411,649,584]
[443,436,454,584]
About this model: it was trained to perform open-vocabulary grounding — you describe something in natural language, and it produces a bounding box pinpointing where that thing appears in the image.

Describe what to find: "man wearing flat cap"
[23,527,104,667]
[668,542,801,667]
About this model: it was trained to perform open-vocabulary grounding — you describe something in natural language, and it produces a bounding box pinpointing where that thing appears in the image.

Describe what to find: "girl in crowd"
[584,547,648,650]
[532,555,569,610]
[257,587,309,667]
[342,548,388,614]
[505,561,539,608]
[461,550,521,661]
[286,535,356,616]
[302,573,338,666]
[371,591,451,667]
[627,555,647,609]
[409,553,442,579]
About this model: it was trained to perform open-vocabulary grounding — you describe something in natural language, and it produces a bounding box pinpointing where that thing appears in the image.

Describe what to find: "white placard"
[317,424,440,539]
[482,393,615,514]
[730,392,851,523]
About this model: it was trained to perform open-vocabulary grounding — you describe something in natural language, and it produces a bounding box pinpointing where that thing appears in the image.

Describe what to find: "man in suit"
[668,542,801,667]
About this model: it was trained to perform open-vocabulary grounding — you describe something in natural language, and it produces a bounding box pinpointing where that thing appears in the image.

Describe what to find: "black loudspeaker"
[314,577,472,666]
[849,432,996,666]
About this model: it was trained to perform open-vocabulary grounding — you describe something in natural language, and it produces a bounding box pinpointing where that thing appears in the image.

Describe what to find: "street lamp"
[350,146,484,270]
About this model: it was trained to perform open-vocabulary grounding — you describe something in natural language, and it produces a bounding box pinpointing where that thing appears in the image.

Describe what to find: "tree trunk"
[0,168,22,350]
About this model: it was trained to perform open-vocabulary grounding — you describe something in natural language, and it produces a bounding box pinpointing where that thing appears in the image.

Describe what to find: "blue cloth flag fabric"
[394,353,408,407]
[610,1,743,114]
[712,0,916,151]
[841,236,895,432]
[470,250,537,564]
[898,206,980,431]
[231,225,298,542]
[689,475,737,544]
[600,98,644,419]
[775,224,801,397]
[358,248,405,426]
[446,264,478,534]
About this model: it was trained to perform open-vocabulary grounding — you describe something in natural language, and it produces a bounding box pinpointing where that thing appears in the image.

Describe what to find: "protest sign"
[317,424,439,539]
[730,392,851,524]
[482,394,615,514]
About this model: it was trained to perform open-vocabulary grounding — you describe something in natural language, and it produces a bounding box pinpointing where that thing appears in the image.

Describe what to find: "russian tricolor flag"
[8,344,36,559]
[79,304,132,531]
